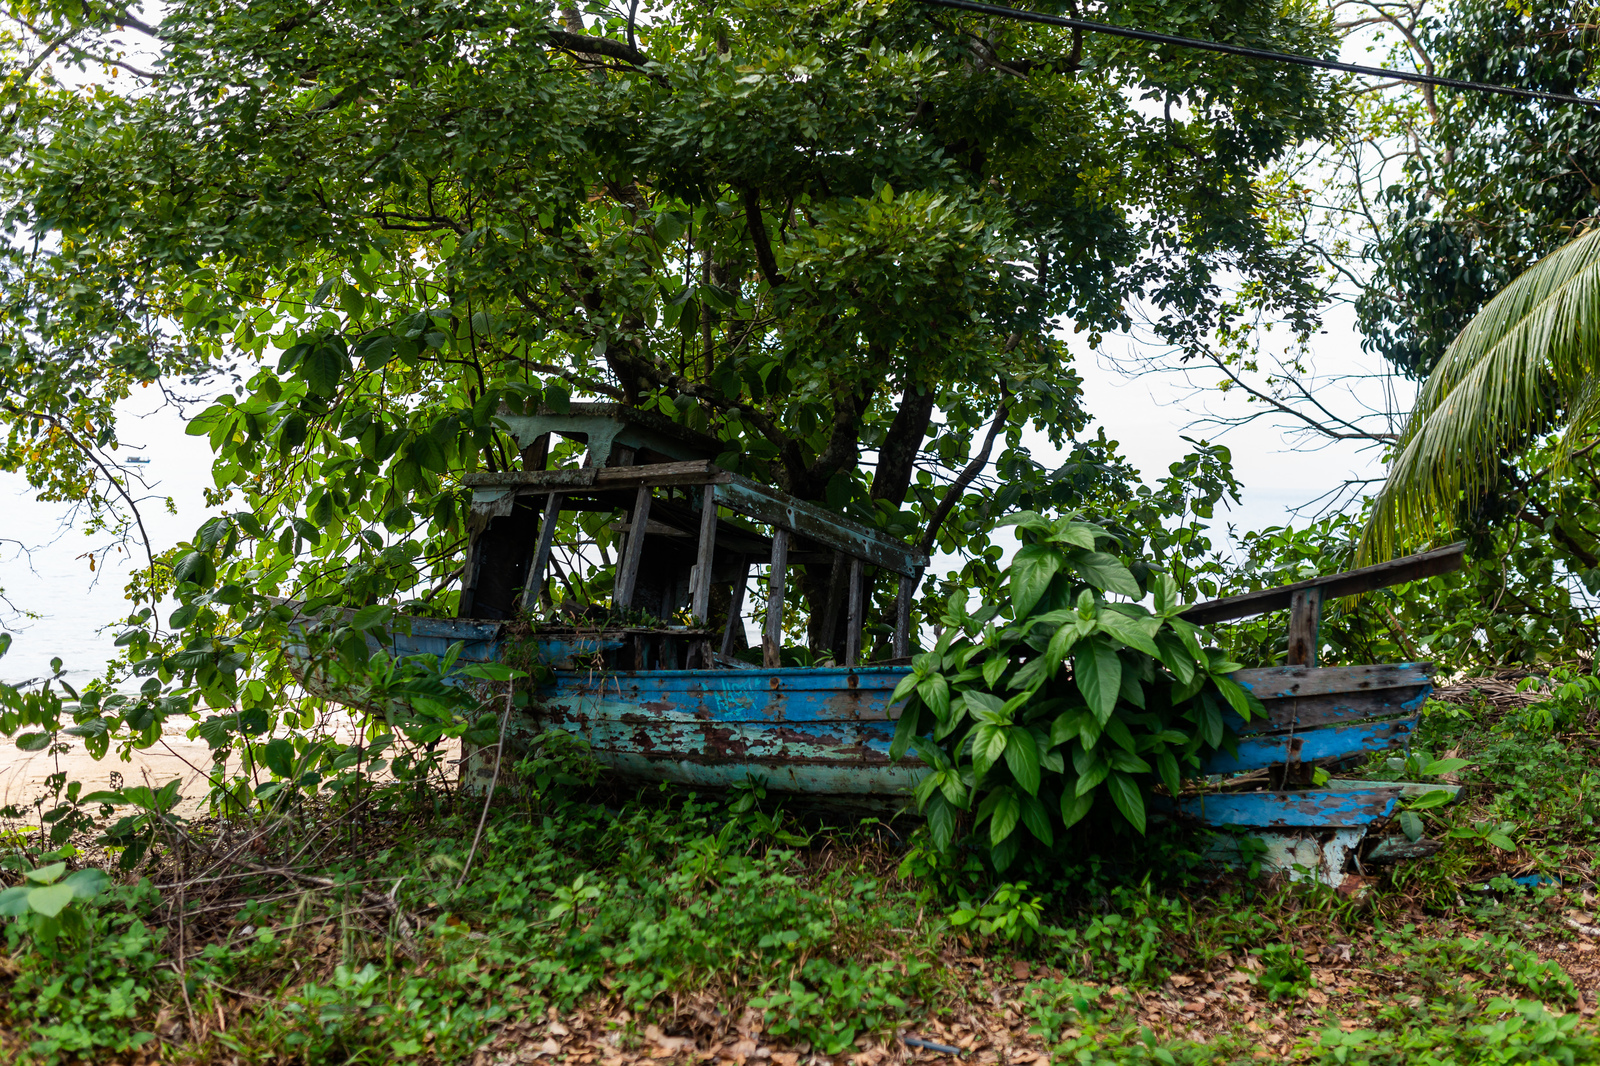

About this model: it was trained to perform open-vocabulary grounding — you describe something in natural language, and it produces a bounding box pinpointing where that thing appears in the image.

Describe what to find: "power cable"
[920,0,1600,111]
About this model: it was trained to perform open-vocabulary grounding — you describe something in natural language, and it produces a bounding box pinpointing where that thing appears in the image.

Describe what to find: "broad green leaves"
[891,523,1249,868]
[1009,544,1061,618]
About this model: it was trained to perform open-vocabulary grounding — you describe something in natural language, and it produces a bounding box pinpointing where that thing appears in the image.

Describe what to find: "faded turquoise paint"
[1201,718,1416,775]
[1173,788,1402,828]
[530,666,916,796]
[350,618,1437,820]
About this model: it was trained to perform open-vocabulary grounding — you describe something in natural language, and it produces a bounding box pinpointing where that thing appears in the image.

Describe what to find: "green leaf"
[917,676,950,720]
[1399,811,1424,841]
[1009,544,1062,618]
[24,863,66,884]
[1156,751,1181,796]
[350,604,392,631]
[889,704,922,762]
[303,341,346,397]
[1408,788,1457,811]
[1069,551,1141,599]
[1073,638,1122,723]
[1074,753,1109,796]
[15,733,52,752]
[263,737,295,778]
[1106,771,1147,834]
[1050,708,1087,748]
[1096,610,1161,657]
[986,788,1021,846]
[971,724,1008,778]
[1060,789,1093,829]
[1003,727,1041,794]
[1050,521,1100,550]
[1044,622,1081,679]
[926,793,957,851]
[1421,758,1470,776]
[0,887,30,917]
[27,883,76,918]
[981,653,1008,689]
[1153,631,1196,685]
[63,868,111,900]
[1019,792,1054,845]
[1211,675,1260,721]
[1485,830,1517,852]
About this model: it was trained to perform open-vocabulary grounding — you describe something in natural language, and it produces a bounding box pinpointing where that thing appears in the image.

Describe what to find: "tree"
[1362,223,1600,566]
[0,0,1340,718]
[1356,0,1600,380]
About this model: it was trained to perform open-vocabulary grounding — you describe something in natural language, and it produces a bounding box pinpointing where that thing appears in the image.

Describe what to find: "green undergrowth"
[5,684,1600,1064]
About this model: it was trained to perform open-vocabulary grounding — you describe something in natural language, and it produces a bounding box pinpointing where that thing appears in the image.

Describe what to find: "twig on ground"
[454,681,515,891]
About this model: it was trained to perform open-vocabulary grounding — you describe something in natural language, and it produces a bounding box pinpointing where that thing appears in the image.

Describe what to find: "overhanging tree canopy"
[1,0,1340,695]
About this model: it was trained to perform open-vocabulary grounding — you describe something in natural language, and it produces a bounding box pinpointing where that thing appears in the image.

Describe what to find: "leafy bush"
[889,512,1263,868]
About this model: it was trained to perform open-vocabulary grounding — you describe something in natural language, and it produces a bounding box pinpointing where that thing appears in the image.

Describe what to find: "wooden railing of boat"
[458,460,930,670]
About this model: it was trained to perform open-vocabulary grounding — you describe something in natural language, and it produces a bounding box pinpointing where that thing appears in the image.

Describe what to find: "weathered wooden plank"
[613,485,652,608]
[462,461,730,491]
[1365,836,1443,862]
[721,558,749,658]
[845,557,865,667]
[894,573,916,658]
[516,493,563,612]
[764,529,788,668]
[1230,684,1432,735]
[1321,778,1461,799]
[1201,718,1416,774]
[463,467,599,489]
[1173,787,1404,828]
[556,716,898,765]
[1232,663,1433,700]
[715,474,927,577]
[1180,543,1465,625]
[690,485,718,626]
[1286,587,1322,667]
[543,665,908,723]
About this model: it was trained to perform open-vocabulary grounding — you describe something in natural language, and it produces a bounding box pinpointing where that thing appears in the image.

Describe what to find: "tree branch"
[919,384,1011,554]
[742,188,787,289]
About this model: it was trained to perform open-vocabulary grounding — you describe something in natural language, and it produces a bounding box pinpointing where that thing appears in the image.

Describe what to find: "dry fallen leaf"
[645,1025,696,1054]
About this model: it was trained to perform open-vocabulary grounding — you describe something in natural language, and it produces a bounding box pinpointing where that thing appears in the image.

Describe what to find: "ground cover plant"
[3,677,1600,1065]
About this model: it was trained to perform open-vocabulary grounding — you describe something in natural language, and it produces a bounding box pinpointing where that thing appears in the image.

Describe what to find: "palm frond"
[1361,223,1600,564]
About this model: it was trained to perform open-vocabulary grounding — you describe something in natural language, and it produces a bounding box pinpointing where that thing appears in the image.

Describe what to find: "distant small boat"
[123,456,151,466]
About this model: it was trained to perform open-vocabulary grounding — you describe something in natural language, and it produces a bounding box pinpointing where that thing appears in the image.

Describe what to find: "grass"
[4,688,1600,1064]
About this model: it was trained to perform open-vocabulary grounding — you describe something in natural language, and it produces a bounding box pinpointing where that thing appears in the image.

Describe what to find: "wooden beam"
[690,484,718,625]
[714,473,928,577]
[1285,587,1323,666]
[462,460,728,490]
[893,573,917,658]
[1179,542,1465,626]
[515,493,563,613]
[845,557,864,667]
[613,485,652,609]
[763,529,788,668]
[721,557,749,658]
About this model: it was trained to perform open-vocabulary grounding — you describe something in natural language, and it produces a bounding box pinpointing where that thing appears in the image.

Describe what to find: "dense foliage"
[890,512,1261,867]
[1356,0,1599,381]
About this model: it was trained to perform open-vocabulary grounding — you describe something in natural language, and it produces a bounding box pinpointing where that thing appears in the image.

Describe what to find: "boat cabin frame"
[456,405,929,671]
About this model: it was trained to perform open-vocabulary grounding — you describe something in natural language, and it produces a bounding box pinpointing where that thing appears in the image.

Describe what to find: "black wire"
[921,0,1600,111]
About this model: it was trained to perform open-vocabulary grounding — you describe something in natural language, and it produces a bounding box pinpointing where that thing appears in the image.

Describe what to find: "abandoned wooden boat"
[301,404,1465,881]
[426,404,931,798]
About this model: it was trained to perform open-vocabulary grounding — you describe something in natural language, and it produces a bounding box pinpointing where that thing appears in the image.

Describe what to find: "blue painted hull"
[360,620,1433,810]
